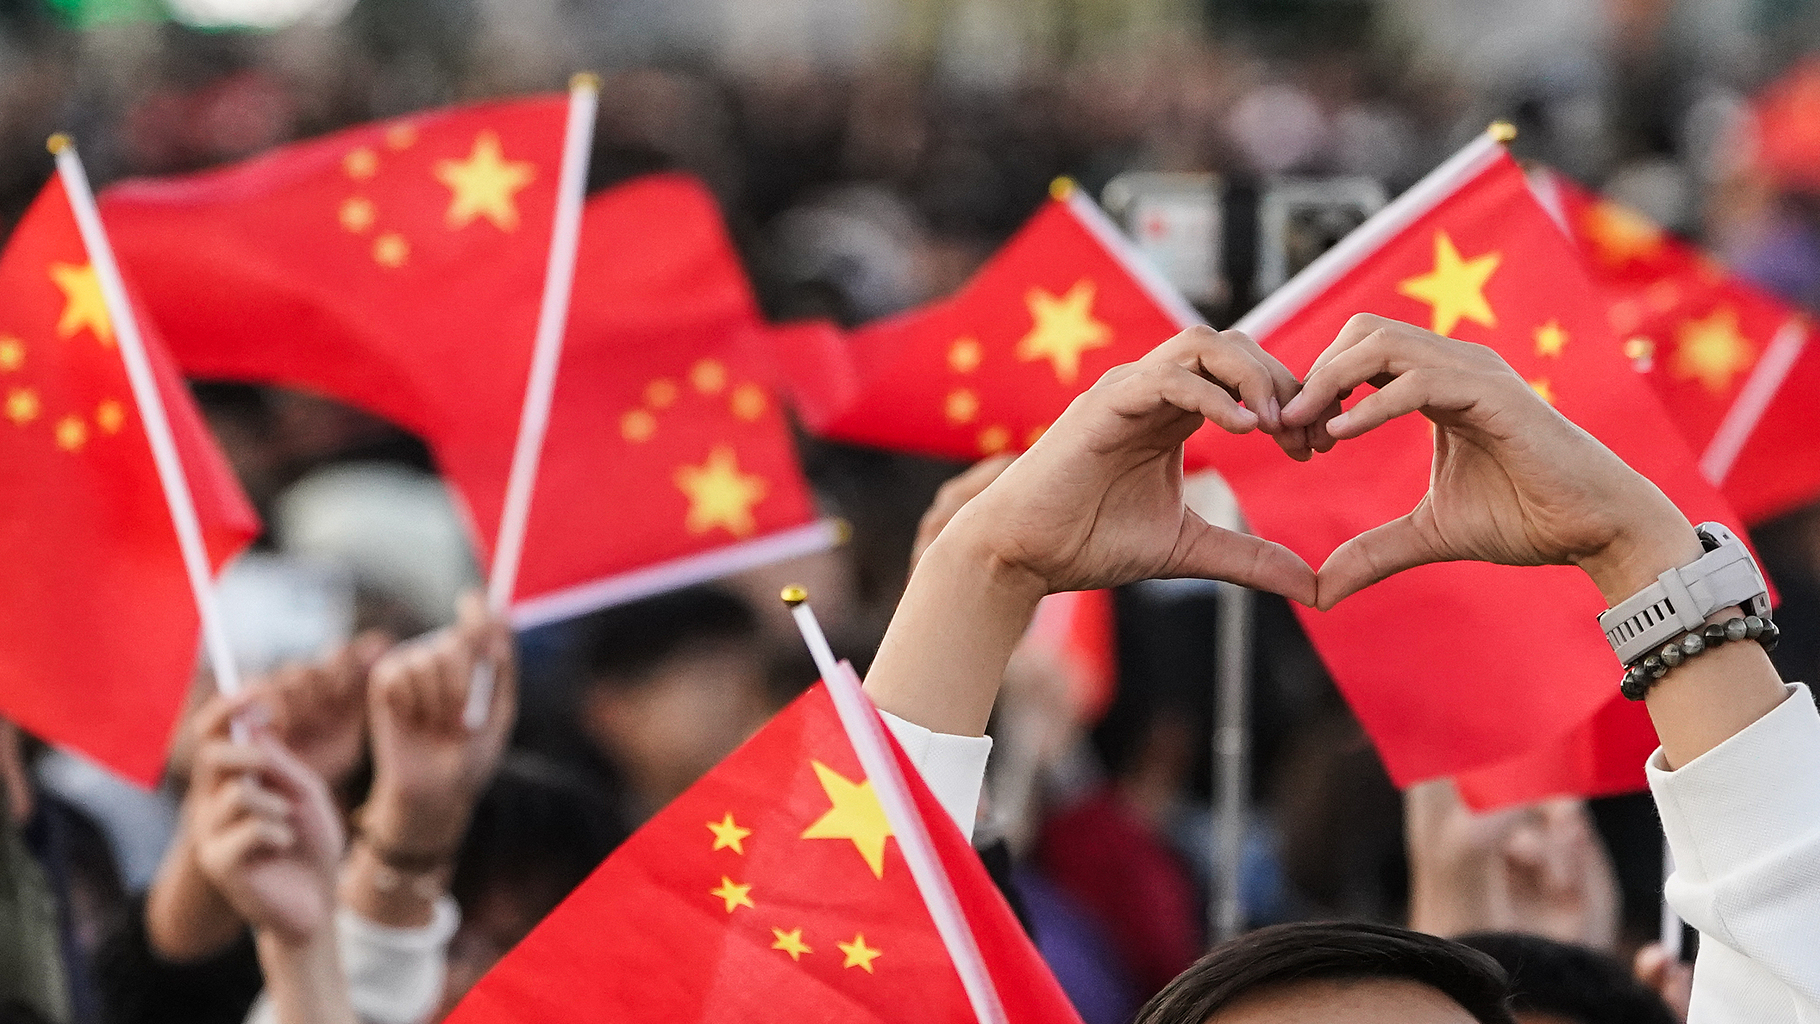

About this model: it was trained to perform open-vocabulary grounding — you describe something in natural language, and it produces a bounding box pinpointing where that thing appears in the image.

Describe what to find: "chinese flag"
[1186,144,1745,805]
[1541,171,1820,525]
[447,681,1082,1023]
[0,175,258,785]
[101,100,822,616]
[773,181,1194,463]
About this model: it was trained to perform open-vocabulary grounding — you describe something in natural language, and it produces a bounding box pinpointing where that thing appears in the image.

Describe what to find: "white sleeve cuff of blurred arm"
[339,896,461,1024]
[880,710,992,842]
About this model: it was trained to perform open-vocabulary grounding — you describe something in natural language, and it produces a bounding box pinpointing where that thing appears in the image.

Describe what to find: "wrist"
[356,790,469,860]
[1577,512,1702,607]
[923,509,1051,609]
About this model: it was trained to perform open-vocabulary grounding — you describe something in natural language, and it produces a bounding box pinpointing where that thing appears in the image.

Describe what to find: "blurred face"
[583,645,772,815]
[1207,978,1482,1024]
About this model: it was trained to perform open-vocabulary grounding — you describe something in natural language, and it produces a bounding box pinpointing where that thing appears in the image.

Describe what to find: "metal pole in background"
[1212,579,1254,943]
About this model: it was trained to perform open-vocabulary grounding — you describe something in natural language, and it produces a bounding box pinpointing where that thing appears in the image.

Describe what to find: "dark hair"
[451,753,630,920]
[574,585,759,686]
[1134,922,1515,1024]
[1458,932,1677,1024]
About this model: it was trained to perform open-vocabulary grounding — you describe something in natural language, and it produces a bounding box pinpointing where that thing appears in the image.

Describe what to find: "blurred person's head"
[438,754,628,1018]
[1135,922,1515,1024]
[1457,932,1677,1024]
[574,586,770,815]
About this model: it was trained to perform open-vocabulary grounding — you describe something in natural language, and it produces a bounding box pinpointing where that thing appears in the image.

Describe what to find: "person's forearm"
[865,516,1046,737]
[1580,518,1789,771]
[339,839,447,929]
[145,834,246,962]
[254,927,357,1024]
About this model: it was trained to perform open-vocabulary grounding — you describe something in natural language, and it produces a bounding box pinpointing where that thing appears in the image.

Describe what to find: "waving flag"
[1187,130,1746,805]
[0,169,257,784]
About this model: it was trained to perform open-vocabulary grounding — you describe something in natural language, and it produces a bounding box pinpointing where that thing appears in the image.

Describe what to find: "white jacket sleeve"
[881,711,993,842]
[1649,683,1820,1024]
[244,896,461,1024]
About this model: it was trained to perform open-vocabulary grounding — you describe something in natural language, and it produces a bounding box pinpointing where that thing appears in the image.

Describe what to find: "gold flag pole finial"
[831,518,853,546]
[1488,121,1517,144]
[1050,176,1076,201]
[780,585,809,608]
[46,134,71,155]
[571,72,601,91]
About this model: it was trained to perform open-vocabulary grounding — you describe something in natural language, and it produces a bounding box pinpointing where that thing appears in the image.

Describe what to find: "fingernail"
[1327,412,1352,435]
[1265,395,1281,429]
[1234,408,1259,429]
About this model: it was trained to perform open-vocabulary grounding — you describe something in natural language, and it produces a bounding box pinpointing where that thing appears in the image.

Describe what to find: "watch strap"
[1598,523,1770,665]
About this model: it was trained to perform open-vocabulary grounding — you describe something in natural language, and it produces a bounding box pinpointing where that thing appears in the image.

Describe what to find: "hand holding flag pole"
[464,73,600,729]
[50,135,245,706]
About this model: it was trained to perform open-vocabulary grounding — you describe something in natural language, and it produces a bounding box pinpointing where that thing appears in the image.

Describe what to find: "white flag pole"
[784,588,1010,1024]
[51,136,244,700]
[466,74,599,728]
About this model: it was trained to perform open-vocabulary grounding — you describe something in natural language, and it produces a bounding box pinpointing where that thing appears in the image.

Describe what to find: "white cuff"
[880,711,992,842]
[339,897,461,1024]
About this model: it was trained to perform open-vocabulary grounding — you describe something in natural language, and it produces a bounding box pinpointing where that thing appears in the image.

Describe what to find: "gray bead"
[1745,616,1766,638]
[1660,643,1684,666]
[1725,618,1750,641]
[1645,655,1669,678]
[1704,622,1728,643]
[1681,633,1706,657]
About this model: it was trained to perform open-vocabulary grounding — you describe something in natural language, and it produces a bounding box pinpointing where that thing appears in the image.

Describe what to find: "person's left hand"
[259,632,393,792]
[358,594,516,863]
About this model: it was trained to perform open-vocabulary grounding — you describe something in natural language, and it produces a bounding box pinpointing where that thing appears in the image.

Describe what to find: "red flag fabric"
[773,181,1194,462]
[100,99,823,617]
[1020,590,1117,726]
[1186,141,1746,806]
[1539,171,1820,524]
[1739,58,1820,194]
[447,680,1083,1023]
[0,175,258,785]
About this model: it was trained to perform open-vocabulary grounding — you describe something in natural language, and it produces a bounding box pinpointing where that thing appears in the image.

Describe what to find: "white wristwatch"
[1597,522,1771,666]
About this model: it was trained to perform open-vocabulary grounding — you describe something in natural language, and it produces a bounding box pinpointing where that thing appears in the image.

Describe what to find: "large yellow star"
[434,131,536,231]
[50,262,112,345]
[1016,280,1112,383]
[674,446,768,537]
[708,876,753,913]
[1396,232,1500,337]
[1581,201,1664,267]
[771,927,812,961]
[707,813,752,855]
[837,933,883,973]
[800,760,893,879]
[1673,307,1755,394]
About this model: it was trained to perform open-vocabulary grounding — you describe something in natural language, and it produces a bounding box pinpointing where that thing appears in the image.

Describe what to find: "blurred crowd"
[6,0,1820,1022]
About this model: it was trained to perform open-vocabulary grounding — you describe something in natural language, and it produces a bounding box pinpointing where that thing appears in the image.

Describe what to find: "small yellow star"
[691,359,727,394]
[1528,378,1556,404]
[800,760,893,879]
[945,388,979,425]
[0,337,22,371]
[55,415,87,452]
[344,147,379,180]
[385,124,417,151]
[435,131,536,232]
[709,876,754,914]
[1534,320,1568,358]
[1025,424,1049,447]
[373,233,410,268]
[948,337,983,373]
[837,934,882,973]
[977,425,1010,455]
[645,378,679,408]
[6,388,39,425]
[50,262,112,345]
[771,927,812,961]
[95,398,126,434]
[1623,336,1656,371]
[1581,200,1663,267]
[1396,232,1500,337]
[730,383,768,421]
[621,409,656,442]
[339,197,375,234]
[674,446,768,537]
[1673,307,1755,394]
[707,813,752,855]
[1017,280,1112,383]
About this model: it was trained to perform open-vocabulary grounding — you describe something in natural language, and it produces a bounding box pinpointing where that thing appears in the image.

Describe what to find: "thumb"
[1316,512,1439,611]
[1168,516,1317,607]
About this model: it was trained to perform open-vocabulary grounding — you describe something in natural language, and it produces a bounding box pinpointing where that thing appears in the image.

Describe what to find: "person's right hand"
[949,325,1317,605]
[1281,315,1699,609]
[260,632,392,792]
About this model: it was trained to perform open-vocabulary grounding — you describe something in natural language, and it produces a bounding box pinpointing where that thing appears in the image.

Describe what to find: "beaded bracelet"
[1620,615,1780,701]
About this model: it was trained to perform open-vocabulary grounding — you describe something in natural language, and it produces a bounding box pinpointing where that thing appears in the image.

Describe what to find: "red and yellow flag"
[1542,171,1820,525]
[772,181,1193,462]
[0,174,257,784]
[447,681,1081,1022]
[1187,138,1746,806]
